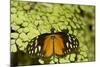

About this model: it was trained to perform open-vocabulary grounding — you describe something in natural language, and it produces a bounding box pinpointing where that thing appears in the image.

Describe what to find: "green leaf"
[11,7,17,13]
[11,44,17,52]
[11,33,19,39]
[19,33,29,41]
[11,39,16,45]
[16,38,23,47]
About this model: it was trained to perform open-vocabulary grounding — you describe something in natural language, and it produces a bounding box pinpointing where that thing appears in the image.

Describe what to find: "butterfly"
[26,28,79,63]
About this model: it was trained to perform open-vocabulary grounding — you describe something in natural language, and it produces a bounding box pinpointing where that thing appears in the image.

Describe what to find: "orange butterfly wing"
[42,34,64,57]
[54,34,64,56]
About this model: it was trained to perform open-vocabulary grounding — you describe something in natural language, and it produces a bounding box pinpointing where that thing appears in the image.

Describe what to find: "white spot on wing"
[75,41,78,45]
[31,46,33,50]
[69,39,72,43]
[35,40,37,47]
[69,36,71,40]
[73,38,75,40]
[32,50,34,54]
[35,48,37,53]
[29,51,31,54]
[75,45,77,48]
[38,46,41,51]
[73,42,76,44]
[66,42,69,47]
[70,44,72,48]
[69,49,70,52]
[73,45,76,48]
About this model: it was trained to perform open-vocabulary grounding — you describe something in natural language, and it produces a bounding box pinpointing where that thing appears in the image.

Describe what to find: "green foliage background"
[11,0,95,66]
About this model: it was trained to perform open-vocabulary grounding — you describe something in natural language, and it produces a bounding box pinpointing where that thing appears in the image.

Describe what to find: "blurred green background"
[11,0,95,66]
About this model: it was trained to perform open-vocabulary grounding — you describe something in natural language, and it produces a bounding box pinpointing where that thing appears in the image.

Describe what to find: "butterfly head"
[50,28,55,34]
